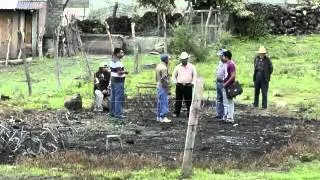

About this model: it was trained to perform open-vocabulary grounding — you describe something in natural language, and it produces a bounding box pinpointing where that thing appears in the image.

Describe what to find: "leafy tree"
[136,0,176,13]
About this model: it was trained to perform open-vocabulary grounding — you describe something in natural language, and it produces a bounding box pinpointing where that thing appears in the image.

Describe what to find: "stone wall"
[248,3,320,35]
[46,0,64,37]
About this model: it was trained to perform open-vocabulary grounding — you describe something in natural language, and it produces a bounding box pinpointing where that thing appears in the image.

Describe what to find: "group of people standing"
[155,52,197,123]
[215,46,273,123]
[93,46,273,123]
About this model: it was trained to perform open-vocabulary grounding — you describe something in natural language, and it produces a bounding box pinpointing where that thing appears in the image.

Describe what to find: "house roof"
[16,0,47,10]
[0,0,47,10]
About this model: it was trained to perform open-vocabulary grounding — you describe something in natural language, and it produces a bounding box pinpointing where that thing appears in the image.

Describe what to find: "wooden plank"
[32,11,38,57]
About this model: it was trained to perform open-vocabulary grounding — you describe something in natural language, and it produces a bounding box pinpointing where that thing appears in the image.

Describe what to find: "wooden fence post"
[18,31,32,96]
[204,7,213,47]
[181,77,204,178]
[131,22,139,73]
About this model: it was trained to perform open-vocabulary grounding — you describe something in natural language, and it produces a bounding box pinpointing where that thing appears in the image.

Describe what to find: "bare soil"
[1,101,320,165]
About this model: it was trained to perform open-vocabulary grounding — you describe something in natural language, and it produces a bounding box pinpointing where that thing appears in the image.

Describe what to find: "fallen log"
[0,58,33,65]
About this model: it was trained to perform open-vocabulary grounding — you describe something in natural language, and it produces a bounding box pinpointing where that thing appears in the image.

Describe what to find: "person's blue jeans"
[156,86,169,118]
[216,81,224,118]
[110,82,124,118]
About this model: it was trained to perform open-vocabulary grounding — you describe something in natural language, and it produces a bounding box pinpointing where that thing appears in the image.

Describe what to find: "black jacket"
[253,56,273,82]
[94,71,110,92]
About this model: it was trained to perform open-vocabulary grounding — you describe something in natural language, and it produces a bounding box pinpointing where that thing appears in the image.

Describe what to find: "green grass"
[1,161,320,179]
[1,35,320,119]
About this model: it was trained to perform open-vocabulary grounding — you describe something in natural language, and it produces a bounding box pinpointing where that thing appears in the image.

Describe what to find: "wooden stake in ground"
[204,7,213,47]
[105,21,114,53]
[54,27,62,88]
[162,13,168,54]
[17,31,32,96]
[75,25,92,81]
[181,77,204,178]
[5,18,13,66]
[131,22,139,73]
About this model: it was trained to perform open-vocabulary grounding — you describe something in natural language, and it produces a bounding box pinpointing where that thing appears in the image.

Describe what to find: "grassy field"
[1,160,320,179]
[0,35,320,118]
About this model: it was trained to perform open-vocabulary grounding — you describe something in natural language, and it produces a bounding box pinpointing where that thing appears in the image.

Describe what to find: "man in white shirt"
[172,52,197,117]
[109,48,128,120]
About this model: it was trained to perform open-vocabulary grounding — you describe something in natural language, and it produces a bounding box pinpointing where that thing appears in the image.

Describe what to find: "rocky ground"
[0,101,319,165]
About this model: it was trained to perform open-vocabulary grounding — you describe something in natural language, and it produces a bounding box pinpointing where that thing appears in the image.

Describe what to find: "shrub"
[169,25,209,63]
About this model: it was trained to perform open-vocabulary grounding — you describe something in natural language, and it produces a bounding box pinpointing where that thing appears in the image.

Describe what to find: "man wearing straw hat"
[172,52,197,117]
[253,46,273,109]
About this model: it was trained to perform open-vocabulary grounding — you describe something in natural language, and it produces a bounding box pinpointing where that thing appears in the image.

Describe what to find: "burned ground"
[0,101,319,166]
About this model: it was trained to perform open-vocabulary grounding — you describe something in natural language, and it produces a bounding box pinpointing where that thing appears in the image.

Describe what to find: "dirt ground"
[1,101,320,165]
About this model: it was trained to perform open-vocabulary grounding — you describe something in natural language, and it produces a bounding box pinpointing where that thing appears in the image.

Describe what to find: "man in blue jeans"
[214,49,227,119]
[109,48,128,120]
[155,54,171,123]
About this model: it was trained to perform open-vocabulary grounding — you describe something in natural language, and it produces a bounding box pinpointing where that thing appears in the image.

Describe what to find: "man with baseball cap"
[172,52,197,117]
[93,62,110,112]
[155,54,171,123]
[214,48,227,120]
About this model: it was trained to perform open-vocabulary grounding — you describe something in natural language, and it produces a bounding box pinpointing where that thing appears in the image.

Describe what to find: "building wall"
[45,0,64,37]
[0,11,20,59]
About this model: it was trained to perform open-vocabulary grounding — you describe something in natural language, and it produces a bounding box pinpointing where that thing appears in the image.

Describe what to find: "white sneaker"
[156,117,161,121]
[226,118,234,123]
[160,117,172,123]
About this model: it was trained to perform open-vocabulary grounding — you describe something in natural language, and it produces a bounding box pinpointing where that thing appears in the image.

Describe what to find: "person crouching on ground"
[155,54,172,123]
[172,52,197,117]
[93,63,110,112]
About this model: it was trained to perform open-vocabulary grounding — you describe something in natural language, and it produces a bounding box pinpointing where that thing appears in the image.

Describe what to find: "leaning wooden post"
[163,13,168,54]
[131,22,139,73]
[105,21,114,53]
[18,31,32,96]
[54,27,62,88]
[181,77,204,178]
[204,7,213,47]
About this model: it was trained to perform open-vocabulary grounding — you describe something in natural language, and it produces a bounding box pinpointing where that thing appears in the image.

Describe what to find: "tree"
[136,0,175,13]
[136,0,176,54]
[185,0,253,17]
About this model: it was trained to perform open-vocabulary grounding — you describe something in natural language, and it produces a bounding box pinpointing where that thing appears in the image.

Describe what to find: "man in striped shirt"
[109,48,128,119]
[172,52,197,117]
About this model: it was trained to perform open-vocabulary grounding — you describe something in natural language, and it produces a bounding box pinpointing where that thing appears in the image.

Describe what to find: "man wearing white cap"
[253,46,273,109]
[93,62,111,112]
[215,49,227,119]
[172,52,197,117]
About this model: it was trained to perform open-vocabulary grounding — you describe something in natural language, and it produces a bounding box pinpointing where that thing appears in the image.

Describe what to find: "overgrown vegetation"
[169,25,210,62]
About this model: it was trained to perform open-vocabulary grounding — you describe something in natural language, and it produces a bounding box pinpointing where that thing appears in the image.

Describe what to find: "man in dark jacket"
[93,62,111,112]
[253,46,273,109]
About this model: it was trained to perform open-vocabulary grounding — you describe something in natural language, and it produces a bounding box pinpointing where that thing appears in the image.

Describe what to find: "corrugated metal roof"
[16,1,46,9]
[0,0,19,9]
